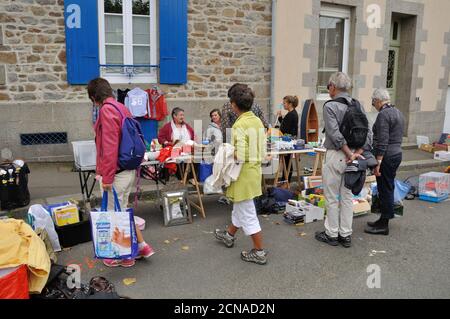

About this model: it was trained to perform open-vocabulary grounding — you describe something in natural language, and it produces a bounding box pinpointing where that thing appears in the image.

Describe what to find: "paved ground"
[57,194,450,299]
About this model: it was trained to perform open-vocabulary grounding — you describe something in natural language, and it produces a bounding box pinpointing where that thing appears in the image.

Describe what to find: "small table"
[268,149,324,188]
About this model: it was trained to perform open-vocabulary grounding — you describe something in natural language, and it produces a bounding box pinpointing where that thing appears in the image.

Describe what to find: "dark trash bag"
[32,264,126,299]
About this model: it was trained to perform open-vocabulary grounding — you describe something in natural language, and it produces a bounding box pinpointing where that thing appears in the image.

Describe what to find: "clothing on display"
[125,88,149,118]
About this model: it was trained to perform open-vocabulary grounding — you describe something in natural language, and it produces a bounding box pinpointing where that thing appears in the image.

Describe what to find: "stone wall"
[0,0,272,103]
[0,0,273,160]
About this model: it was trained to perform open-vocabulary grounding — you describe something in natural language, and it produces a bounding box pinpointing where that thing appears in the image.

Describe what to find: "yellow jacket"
[226,111,265,202]
[0,219,51,293]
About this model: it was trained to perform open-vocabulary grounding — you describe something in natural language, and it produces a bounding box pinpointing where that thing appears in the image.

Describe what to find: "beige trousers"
[99,170,136,211]
[322,150,354,238]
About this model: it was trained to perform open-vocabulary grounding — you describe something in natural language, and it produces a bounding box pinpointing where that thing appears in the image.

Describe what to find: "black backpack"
[0,161,30,210]
[327,97,369,149]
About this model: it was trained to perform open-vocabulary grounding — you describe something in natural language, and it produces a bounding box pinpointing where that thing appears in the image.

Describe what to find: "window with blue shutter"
[64,0,100,85]
[159,0,188,84]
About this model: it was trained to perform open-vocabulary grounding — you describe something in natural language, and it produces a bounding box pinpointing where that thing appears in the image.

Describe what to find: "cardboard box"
[286,200,324,223]
[419,144,435,153]
[434,151,450,162]
[353,199,371,215]
[53,204,80,226]
[434,144,450,152]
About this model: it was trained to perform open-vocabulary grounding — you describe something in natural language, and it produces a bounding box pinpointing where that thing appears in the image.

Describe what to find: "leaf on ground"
[181,246,190,251]
[295,223,305,227]
[123,278,136,286]
[164,240,171,244]
[173,237,180,241]
[274,222,280,225]
[261,215,268,218]
[298,232,307,237]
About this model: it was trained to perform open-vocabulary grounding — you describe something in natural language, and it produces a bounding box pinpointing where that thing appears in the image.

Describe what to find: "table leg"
[284,155,292,188]
[313,153,323,176]
[273,155,284,187]
[189,162,205,219]
[294,154,303,188]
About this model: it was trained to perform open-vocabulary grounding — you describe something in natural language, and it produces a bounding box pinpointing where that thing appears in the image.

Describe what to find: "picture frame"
[162,190,192,226]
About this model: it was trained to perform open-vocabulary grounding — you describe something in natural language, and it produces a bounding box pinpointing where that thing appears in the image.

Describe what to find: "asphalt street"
[57,193,450,299]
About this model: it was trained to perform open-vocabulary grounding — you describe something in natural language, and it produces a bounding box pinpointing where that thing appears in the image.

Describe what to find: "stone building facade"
[1,0,450,162]
[0,0,272,161]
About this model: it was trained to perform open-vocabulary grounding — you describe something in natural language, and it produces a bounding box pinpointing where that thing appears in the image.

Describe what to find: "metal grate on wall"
[20,132,68,145]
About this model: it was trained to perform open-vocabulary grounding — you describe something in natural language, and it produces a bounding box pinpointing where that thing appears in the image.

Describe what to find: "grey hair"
[328,72,352,92]
[372,88,391,102]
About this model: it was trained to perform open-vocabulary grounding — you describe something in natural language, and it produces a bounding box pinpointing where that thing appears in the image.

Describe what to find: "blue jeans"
[376,153,402,219]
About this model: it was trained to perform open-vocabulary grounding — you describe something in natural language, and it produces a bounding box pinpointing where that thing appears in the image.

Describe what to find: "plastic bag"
[370,179,411,203]
[203,175,223,195]
[27,204,62,252]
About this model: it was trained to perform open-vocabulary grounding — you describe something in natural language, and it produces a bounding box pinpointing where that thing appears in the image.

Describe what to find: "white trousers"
[323,150,354,238]
[99,170,136,211]
[231,199,261,236]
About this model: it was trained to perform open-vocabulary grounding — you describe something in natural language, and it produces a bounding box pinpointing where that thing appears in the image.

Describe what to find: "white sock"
[138,241,147,249]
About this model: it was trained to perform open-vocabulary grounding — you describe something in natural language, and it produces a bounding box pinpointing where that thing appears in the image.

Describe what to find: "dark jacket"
[344,151,378,195]
[373,104,405,157]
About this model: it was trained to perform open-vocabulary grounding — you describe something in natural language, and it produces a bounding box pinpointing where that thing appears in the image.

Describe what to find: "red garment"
[94,97,132,184]
[157,146,177,175]
[157,121,195,146]
[145,89,168,121]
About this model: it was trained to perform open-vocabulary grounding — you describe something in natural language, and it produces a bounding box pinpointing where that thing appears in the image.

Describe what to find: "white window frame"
[317,5,351,101]
[98,0,158,84]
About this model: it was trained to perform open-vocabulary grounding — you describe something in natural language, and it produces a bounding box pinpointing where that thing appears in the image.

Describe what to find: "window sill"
[102,73,158,84]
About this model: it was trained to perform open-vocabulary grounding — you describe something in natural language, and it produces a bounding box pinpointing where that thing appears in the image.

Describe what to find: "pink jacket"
[94,97,132,184]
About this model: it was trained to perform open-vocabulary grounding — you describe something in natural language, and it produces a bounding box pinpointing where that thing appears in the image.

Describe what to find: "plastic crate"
[72,140,96,168]
[55,210,92,248]
[418,172,450,198]
[419,194,449,203]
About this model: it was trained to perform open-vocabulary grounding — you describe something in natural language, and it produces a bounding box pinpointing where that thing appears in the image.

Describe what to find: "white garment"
[125,88,148,117]
[323,149,354,237]
[170,121,191,143]
[211,143,242,189]
[231,199,261,236]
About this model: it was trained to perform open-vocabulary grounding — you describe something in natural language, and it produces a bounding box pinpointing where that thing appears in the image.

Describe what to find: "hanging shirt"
[145,89,168,121]
[117,89,130,104]
[125,88,148,117]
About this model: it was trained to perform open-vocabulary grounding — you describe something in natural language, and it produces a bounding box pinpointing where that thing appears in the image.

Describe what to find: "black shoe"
[315,231,338,246]
[338,235,352,248]
[364,225,389,236]
[367,217,389,228]
[367,218,381,227]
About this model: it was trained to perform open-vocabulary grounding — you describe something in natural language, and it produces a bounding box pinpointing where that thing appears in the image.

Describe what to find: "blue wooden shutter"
[64,0,100,85]
[159,0,188,84]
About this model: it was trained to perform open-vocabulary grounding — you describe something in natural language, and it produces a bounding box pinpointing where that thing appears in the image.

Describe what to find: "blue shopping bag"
[90,188,139,260]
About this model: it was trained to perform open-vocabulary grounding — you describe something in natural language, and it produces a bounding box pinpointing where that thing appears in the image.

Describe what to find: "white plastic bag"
[27,204,62,252]
[203,175,223,195]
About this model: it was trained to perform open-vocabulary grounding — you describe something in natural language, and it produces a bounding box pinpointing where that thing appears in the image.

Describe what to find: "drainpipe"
[269,0,277,126]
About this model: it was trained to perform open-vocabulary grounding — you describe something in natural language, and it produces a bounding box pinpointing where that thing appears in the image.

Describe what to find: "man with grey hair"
[315,72,372,248]
[365,88,405,235]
